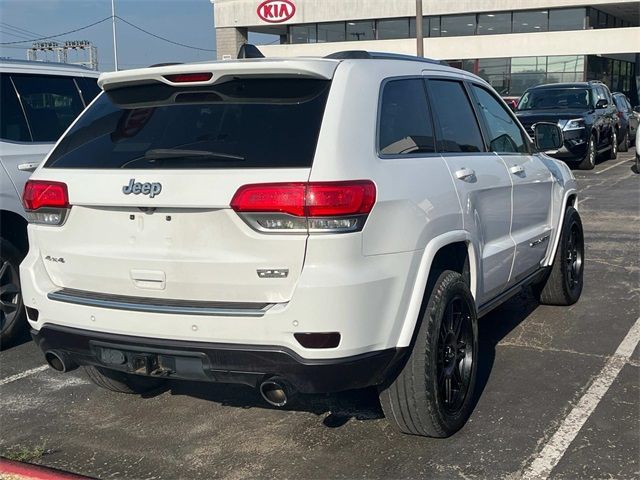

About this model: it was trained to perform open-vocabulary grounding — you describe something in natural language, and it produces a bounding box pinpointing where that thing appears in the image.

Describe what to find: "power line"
[0,22,44,38]
[0,28,33,41]
[0,17,112,45]
[115,16,215,52]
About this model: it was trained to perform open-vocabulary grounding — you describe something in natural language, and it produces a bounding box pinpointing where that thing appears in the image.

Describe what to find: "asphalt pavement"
[1,149,638,480]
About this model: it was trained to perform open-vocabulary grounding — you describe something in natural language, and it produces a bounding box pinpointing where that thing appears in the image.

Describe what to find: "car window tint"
[378,78,435,155]
[428,80,484,153]
[11,74,85,142]
[0,74,31,142]
[75,77,101,105]
[471,85,528,154]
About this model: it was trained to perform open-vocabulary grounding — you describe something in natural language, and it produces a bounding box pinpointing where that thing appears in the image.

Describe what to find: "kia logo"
[257,0,295,23]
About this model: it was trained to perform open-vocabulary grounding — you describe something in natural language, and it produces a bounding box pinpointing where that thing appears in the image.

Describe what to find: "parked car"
[516,81,619,170]
[502,96,520,112]
[636,127,640,173]
[612,92,638,152]
[0,60,100,344]
[22,50,582,438]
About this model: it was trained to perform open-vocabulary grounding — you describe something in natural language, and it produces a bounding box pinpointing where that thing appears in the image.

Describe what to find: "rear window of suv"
[45,78,331,169]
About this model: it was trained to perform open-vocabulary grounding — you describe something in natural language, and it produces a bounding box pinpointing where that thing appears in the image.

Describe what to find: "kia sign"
[257,0,296,23]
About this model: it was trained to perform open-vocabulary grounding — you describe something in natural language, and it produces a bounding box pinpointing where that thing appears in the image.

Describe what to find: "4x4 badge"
[122,179,162,198]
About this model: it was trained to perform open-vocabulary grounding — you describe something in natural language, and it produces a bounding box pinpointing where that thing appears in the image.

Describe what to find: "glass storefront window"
[511,57,547,73]
[477,12,511,35]
[512,10,548,33]
[547,56,584,74]
[478,58,511,94]
[346,20,375,41]
[440,14,476,36]
[317,22,345,42]
[377,19,410,39]
[290,24,316,43]
[549,8,586,31]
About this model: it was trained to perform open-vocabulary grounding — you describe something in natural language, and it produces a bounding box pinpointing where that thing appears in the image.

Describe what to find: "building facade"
[213,0,640,102]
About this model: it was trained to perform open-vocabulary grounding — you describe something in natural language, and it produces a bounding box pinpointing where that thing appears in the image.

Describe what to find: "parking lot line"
[594,158,631,175]
[522,316,640,480]
[0,364,48,386]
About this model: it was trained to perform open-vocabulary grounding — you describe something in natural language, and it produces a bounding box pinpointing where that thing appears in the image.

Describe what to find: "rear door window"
[427,80,485,153]
[0,73,31,142]
[75,76,101,105]
[11,74,85,142]
[45,78,331,169]
[378,78,435,155]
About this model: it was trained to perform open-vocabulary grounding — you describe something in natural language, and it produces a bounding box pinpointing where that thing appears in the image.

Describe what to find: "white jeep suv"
[21,51,583,437]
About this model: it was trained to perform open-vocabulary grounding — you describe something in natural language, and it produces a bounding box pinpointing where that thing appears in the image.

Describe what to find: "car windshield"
[517,88,592,111]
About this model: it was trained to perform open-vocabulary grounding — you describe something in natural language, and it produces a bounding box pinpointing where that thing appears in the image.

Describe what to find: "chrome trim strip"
[47,289,273,317]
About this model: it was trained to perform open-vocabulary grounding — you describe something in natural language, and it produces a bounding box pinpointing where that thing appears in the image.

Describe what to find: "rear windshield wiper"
[121,149,245,168]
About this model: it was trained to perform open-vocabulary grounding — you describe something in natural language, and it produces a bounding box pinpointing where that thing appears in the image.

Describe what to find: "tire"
[84,365,165,394]
[0,238,26,346]
[380,270,478,437]
[619,128,629,153]
[577,134,596,170]
[535,207,584,306]
[606,129,618,160]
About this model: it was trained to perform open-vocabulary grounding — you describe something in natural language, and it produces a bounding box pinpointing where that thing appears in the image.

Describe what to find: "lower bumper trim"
[31,325,405,394]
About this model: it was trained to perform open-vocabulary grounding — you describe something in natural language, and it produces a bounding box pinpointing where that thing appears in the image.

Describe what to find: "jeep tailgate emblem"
[123,179,162,198]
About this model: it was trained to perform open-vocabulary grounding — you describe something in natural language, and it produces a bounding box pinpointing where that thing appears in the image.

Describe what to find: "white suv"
[21,51,583,437]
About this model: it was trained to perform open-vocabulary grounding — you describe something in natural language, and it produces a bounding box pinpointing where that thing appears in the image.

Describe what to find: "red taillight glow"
[163,72,213,83]
[22,180,69,211]
[230,181,376,217]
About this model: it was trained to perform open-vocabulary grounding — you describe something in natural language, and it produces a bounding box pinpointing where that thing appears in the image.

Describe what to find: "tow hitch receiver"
[98,347,175,377]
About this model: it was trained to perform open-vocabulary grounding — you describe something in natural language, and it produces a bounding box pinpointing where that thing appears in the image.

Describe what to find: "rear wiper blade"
[144,149,245,161]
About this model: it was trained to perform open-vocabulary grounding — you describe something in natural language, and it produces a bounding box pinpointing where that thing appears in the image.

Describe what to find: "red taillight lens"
[163,72,213,83]
[231,181,376,233]
[22,180,69,211]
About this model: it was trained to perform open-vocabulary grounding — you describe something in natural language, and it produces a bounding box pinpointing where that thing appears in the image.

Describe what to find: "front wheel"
[577,135,596,170]
[534,207,584,306]
[380,270,478,437]
[606,129,618,160]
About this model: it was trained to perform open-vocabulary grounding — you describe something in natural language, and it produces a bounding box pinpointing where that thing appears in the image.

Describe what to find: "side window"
[11,74,85,142]
[595,86,608,106]
[471,84,529,154]
[428,80,484,153]
[378,78,435,155]
[75,77,101,105]
[0,74,31,142]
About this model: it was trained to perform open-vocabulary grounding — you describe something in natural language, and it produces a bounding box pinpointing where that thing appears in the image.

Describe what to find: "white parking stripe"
[522,317,640,480]
[0,365,48,386]
[595,158,631,175]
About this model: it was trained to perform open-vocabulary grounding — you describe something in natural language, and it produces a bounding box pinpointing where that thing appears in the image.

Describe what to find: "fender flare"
[543,188,578,267]
[395,230,477,348]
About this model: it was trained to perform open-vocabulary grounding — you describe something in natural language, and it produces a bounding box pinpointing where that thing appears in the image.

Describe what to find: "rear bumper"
[32,325,405,394]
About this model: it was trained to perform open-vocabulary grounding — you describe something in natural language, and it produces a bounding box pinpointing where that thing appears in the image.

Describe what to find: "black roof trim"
[325,50,444,65]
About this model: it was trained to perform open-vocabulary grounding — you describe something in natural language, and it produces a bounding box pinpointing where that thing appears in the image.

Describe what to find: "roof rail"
[148,62,183,68]
[325,50,443,65]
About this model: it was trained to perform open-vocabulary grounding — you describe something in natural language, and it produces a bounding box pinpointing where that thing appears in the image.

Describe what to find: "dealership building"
[213,0,640,102]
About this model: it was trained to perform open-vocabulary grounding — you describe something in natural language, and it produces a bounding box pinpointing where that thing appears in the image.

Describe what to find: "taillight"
[163,72,213,83]
[231,181,376,233]
[22,180,70,226]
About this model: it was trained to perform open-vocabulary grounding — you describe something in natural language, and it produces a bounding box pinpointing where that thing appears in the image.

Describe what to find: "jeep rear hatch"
[31,70,333,304]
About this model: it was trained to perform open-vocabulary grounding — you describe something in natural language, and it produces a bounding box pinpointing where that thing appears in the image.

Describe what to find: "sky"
[0,0,220,71]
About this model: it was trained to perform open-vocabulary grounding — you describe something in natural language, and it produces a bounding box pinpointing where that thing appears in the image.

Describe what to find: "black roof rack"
[325,50,444,65]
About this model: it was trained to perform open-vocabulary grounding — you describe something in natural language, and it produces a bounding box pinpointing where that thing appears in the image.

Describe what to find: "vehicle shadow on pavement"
[148,290,540,431]
[0,327,32,351]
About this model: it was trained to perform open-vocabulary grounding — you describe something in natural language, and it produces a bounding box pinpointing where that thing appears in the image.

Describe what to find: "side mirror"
[533,122,564,151]
[595,98,608,109]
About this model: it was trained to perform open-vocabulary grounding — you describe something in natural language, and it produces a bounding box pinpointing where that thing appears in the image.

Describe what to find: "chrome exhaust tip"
[259,378,290,407]
[44,350,77,373]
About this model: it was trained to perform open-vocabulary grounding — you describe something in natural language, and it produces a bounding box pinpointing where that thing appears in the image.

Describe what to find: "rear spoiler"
[98,59,339,91]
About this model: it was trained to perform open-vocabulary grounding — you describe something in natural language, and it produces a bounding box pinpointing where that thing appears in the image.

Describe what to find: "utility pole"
[415,0,424,57]
[111,0,119,70]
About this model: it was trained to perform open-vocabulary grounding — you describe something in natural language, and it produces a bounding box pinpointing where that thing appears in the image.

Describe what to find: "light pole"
[416,0,424,57]
[111,0,119,70]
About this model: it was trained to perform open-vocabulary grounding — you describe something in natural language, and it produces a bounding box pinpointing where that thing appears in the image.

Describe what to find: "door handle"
[509,165,525,175]
[18,162,40,172]
[455,167,475,180]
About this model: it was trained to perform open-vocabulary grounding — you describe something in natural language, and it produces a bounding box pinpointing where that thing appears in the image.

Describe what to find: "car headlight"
[558,119,585,131]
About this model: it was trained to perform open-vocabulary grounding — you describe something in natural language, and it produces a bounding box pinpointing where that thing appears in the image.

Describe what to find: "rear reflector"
[163,72,213,83]
[231,181,376,234]
[23,180,69,211]
[294,332,341,349]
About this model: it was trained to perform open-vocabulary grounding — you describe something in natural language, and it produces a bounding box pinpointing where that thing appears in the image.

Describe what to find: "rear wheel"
[618,128,629,152]
[380,270,478,437]
[0,238,26,347]
[534,207,584,306]
[606,129,618,160]
[84,366,165,394]
[577,134,596,170]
